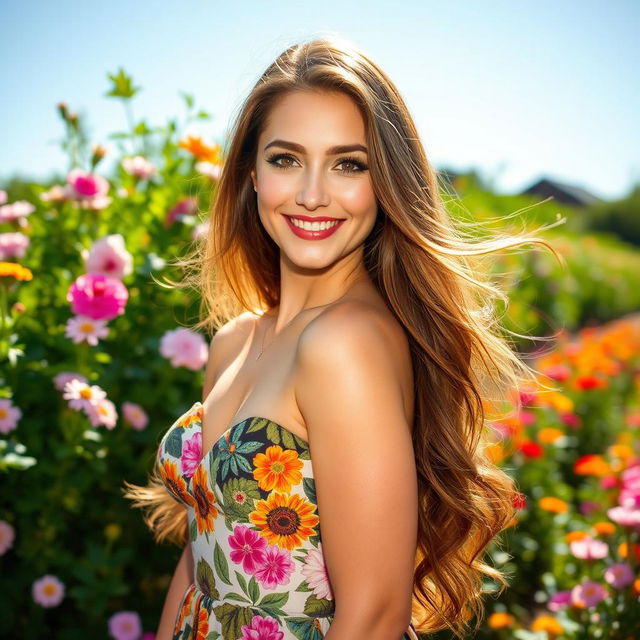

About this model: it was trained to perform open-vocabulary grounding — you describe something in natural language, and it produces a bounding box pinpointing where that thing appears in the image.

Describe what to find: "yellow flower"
[539,497,569,514]
[252,445,303,493]
[0,262,33,281]
[249,491,319,550]
[191,465,218,534]
[485,442,504,464]
[160,460,194,507]
[487,612,514,629]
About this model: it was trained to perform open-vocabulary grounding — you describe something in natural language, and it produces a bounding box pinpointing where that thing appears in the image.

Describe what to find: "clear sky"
[1,0,638,200]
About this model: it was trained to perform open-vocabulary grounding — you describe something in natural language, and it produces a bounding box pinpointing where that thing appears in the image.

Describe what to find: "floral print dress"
[158,401,420,640]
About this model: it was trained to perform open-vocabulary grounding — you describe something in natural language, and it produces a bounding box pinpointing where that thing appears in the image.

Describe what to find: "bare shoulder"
[202,311,258,401]
[297,299,412,403]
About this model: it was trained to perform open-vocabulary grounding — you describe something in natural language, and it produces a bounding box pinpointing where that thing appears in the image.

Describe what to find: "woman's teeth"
[289,217,341,231]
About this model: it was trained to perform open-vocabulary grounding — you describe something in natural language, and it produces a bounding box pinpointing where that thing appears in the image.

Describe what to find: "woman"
[125,36,561,639]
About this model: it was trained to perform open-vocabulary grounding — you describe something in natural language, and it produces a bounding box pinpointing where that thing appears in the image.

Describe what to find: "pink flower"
[83,234,133,280]
[608,496,640,529]
[85,398,118,429]
[122,402,149,431]
[604,562,634,589]
[301,543,334,600]
[0,232,30,260]
[547,589,572,611]
[560,412,581,429]
[159,328,208,371]
[108,611,142,640]
[164,197,199,227]
[53,371,88,391]
[122,156,157,180]
[239,614,284,640]
[517,410,536,426]
[65,315,110,346]
[519,387,537,406]
[544,364,571,382]
[181,431,202,478]
[66,168,109,199]
[67,273,128,320]
[0,200,35,224]
[229,524,267,574]
[0,399,22,435]
[571,580,607,608]
[0,520,15,555]
[254,544,295,590]
[570,536,608,560]
[0,190,6,205]
[62,379,107,412]
[32,575,65,608]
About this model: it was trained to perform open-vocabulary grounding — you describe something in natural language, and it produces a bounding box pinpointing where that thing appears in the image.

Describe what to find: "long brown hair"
[125,35,565,637]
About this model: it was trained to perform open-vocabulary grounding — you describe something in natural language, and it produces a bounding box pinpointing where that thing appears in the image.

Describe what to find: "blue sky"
[1,0,638,200]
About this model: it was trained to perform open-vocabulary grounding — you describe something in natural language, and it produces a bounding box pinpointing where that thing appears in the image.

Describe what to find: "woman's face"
[250,90,378,270]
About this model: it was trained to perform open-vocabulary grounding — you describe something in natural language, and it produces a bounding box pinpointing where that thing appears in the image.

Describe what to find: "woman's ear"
[250,169,257,192]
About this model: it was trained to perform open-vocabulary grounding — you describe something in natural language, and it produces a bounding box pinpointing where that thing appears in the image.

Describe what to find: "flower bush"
[0,67,638,638]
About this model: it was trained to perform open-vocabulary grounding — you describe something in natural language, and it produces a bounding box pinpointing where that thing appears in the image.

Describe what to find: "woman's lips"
[284,215,345,240]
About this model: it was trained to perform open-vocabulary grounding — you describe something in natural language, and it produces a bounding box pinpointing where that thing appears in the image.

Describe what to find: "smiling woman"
[124,35,562,640]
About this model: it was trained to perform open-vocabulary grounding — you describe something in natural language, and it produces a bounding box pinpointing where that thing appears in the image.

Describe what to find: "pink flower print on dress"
[253,544,295,590]
[239,614,284,640]
[228,524,267,574]
[301,542,334,600]
[181,431,202,478]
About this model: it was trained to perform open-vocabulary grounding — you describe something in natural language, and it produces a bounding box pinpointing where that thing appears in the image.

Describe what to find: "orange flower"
[174,585,196,632]
[537,428,564,445]
[178,136,223,164]
[539,497,569,514]
[0,262,33,281]
[194,598,209,640]
[542,391,574,414]
[618,542,640,563]
[574,454,610,476]
[250,491,319,550]
[178,405,203,428]
[160,460,194,507]
[485,442,504,464]
[593,521,616,536]
[191,465,218,534]
[487,612,514,629]
[531,615,563,635]
[608,444,633,460]
[566,531,588,543]
[252,445,303,493]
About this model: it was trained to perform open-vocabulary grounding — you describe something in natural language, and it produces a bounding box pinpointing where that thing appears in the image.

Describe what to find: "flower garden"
[0,70,638,639]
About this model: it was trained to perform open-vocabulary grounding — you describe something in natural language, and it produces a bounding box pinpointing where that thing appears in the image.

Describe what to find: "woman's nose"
[296,168,330,210]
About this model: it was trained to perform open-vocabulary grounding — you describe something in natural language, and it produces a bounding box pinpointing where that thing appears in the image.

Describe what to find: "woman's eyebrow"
[263,139,368,155]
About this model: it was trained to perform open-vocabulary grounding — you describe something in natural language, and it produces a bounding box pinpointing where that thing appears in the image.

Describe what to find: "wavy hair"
[125,35,565,637]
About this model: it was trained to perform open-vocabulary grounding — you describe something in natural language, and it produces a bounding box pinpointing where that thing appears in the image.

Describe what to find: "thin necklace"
[256,296,347,361]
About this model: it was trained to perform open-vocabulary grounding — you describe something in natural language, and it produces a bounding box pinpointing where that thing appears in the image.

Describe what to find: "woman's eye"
[265,153,368,174]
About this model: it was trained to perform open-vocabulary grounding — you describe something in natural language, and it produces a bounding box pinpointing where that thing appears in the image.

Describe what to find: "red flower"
[512,492,527,510]
[519,441,543,458]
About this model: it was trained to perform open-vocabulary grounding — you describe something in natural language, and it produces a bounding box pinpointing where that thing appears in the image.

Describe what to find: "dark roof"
[520,178,603,206]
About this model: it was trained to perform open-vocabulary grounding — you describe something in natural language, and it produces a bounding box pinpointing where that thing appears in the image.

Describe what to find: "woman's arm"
[155,541,194,640]
[295,303,418,640]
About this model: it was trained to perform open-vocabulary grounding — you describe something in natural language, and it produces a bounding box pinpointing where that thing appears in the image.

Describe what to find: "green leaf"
[303,478,316,505]
[196,558,220,600]
[165,428,183,458]
[235,570,248,597]
[247,575,259,603]
[214,541,232,585]
[105,68,141,99]
[189,518,197,542]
